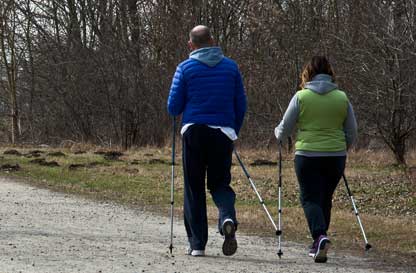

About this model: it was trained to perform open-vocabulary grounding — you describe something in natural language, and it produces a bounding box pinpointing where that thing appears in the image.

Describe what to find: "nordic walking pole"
[233,149,281,252]
[168,117,176,255]
[342,174,372,251]
[277,141,283,258]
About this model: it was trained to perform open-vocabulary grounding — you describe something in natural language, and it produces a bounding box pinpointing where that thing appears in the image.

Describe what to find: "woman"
[274,56,357,263]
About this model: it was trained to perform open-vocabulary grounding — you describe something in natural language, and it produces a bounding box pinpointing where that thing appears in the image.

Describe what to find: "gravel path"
[0,177,405,273]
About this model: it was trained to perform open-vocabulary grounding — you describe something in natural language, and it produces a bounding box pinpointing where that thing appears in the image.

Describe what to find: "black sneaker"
[221,218,237,256]
[313,235,331,263]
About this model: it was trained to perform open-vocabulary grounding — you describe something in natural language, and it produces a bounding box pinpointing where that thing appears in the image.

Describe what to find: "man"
[167,25,247,257]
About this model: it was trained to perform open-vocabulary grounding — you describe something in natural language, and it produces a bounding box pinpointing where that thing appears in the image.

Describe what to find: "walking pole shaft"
[342,174,372,251]
[169,117,176,255]
[277,141,283,258]
[233,149,278,232]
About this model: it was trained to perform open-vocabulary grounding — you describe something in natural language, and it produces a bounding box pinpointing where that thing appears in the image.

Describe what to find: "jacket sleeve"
[274,94,299,142]
[167,65,186,116]
[343,102,358,149]
[234,69,247,135]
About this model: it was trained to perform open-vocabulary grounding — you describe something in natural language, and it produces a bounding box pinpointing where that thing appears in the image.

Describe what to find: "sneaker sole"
[186,248,205,256]
[222,220,237,256]
[314,239,330,263]
[191,250,205,256]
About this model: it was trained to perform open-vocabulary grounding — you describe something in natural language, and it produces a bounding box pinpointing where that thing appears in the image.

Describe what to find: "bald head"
[189,25,213,49]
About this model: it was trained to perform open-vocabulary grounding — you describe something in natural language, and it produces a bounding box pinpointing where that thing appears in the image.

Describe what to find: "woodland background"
[1,0,416,164]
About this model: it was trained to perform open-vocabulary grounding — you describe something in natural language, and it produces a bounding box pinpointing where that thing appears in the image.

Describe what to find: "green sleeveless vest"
[296,89,348,152]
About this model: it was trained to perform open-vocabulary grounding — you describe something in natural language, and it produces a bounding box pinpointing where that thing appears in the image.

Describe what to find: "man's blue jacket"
[167,47,247,135]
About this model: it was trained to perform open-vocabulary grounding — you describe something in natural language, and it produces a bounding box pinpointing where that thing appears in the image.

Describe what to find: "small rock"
[3,149,21,156]
[0,163,20,172]
[24,150,44,158]
[103,151,123,160]
[30,150,44,154]
[29,158,60,167]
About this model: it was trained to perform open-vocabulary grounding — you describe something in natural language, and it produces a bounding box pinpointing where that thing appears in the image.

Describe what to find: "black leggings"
[294,155,346,240]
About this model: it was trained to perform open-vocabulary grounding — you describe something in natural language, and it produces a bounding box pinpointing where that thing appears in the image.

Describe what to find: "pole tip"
[365,243,372,251]
[169,244,174,255]
[277,250,283,259]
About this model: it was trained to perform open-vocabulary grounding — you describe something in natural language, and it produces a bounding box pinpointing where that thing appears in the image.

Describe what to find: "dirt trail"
[0,177,406,273]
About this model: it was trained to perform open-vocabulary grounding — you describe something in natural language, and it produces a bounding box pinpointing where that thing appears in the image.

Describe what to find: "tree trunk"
[1,0,19,144]
[393,139,407,165]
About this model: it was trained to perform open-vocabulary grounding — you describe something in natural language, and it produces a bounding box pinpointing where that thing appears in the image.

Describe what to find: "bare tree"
[339,1,416,164]
[0,0,414,161]
[0,0,20,143]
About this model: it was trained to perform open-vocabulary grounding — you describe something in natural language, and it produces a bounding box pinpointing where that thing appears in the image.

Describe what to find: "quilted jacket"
[167,47,247,134]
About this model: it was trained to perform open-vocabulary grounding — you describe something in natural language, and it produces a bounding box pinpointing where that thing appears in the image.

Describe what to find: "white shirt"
[181,123,237,141]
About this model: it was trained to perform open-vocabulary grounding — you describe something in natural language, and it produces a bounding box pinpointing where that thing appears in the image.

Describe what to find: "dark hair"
[189,25,212,47]
[300,56,335,88]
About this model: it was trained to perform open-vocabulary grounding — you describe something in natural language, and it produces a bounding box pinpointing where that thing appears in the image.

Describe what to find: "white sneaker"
[186,247,205,256]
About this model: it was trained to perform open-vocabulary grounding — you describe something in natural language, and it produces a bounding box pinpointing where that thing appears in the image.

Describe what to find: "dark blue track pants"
[294,155,346,240]
[182,124,237,250]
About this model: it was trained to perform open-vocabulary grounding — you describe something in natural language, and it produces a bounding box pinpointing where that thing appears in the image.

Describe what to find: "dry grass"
[0,145,415,267]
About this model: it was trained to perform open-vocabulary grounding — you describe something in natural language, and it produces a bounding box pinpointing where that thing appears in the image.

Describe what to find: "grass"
[0,149,171,206]
[0,145,415,268]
